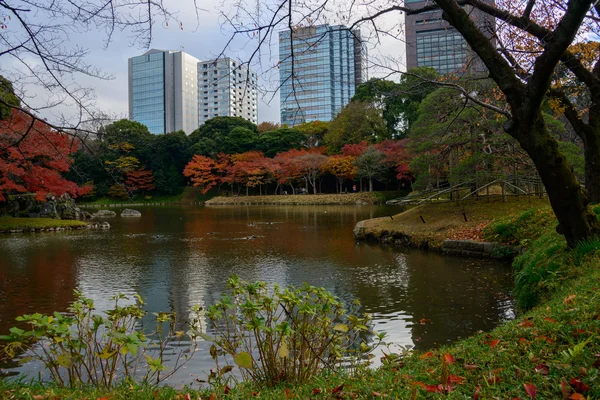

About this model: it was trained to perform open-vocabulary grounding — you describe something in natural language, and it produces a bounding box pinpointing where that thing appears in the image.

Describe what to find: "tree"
[294,150,328,194]
[148,131,190,195]
[125,168,155,195]
[354,147,388,192]
[257,121,281,133]
[0,109,90,201]
[0,75,19,121]
[189,117,258,156]
[325,155,356,193]
[352,69,439,138]
[325,102,389,153]
[295,121,329,148]
[258,128,305,157]
[183,155,220,194]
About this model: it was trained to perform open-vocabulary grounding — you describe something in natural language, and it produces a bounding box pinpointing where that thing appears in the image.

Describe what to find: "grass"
[360,196,549,246]
[0,217,87,231]
[2,203,600,399]
[206,191,403,206]
[79,187,206,206]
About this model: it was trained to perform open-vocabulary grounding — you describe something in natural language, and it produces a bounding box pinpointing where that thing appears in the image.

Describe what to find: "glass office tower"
[405,0,495,75]
[279,25,366,126]
[129,51,167,134]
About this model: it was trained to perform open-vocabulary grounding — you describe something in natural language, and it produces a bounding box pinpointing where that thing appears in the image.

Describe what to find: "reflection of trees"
[0,241,76,335]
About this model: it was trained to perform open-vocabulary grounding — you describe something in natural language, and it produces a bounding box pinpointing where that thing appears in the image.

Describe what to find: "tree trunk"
[369,177,373,192]
[511,113,600,247]
[584,132,600,204]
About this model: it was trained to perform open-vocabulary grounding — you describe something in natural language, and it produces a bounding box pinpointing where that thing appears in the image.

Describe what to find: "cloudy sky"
[2,0,407,126]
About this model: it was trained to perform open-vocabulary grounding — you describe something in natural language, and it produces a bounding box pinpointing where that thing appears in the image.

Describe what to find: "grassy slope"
[2,203,600,399]
[79,187,206,206]
[206,191,399,205]
[0,217,87,230]
[361,197,549,245]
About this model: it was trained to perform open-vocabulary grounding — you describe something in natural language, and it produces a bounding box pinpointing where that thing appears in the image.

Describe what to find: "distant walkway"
[206,192,386,206]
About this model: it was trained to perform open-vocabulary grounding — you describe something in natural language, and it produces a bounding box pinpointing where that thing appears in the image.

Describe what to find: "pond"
[0,204,514,385]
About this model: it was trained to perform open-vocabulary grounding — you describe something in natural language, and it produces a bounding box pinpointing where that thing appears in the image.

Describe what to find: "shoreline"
[0,217,109,234]
[205,192,397,206]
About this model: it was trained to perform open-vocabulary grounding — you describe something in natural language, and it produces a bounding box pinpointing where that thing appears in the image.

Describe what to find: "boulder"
[81,211,93,219]
[101,222,111,229]
[94,210,117,218]
[56,193,79,220]
[121,209,142,217]
[39,197,58,218]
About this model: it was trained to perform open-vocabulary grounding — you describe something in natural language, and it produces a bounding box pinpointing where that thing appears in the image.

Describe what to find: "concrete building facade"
[278,24,367,126]
[405,0,495,75]
[198,58,258,125]
[128,50,257,134]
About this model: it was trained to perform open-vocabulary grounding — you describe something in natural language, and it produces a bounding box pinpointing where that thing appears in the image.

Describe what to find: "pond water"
[0,204,514,385]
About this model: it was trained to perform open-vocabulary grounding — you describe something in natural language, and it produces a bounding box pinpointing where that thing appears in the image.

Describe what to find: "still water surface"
[0,205,514,384]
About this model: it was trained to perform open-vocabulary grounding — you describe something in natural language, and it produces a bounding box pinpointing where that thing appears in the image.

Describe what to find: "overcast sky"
[3,1,407,126]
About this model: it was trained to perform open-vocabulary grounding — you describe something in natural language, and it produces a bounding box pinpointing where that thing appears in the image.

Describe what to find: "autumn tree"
[294,149,329,194]
[183,155,220,194]
[0,109,90,201]
[295,121,329,148]
[125,168,155,195]
[325,155,356,193]
[257,121,281,133]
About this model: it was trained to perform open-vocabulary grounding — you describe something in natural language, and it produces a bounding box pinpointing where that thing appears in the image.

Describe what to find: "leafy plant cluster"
[0,291,201,389]
[201,275,384,387]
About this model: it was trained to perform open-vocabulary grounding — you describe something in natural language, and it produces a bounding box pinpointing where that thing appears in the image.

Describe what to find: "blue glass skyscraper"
[279,25,366,126]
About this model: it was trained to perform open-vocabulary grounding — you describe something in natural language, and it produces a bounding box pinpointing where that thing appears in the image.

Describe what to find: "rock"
[39,197,58,218]
[120,209,142,217]
[56,193,79,220]
[94,210,117,218]
[101,222,111,229]
[353,220,366,239]
[355,199,369,205]
[81,211,93,219]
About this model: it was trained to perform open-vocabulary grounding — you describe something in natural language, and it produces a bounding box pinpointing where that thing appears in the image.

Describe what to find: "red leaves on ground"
[534,364,549,375]
[419,318,431,325]
[543,317,557,323]
[569,394,586,400]
[486,339,500,347]
[569,378,589,393]
[419,351,434,359]
[444,354,455,365]
[332,384,344,394]
[518,320,534,328]
[312,388,322,395]
[464,363,479,370]
[523,383,536,399]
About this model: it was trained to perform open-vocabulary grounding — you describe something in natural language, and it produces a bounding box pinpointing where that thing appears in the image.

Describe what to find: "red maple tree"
[0,109,91,201]
[125,168,155,194]
[183,155,220,194]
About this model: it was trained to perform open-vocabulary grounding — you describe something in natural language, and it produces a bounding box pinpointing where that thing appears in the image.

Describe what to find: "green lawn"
[0,217,87,231]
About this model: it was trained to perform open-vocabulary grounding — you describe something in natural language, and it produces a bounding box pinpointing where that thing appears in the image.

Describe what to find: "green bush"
[1,291,201,388]
[202,275,384,387]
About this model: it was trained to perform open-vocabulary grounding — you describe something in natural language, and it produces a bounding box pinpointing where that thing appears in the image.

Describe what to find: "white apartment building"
[198,58,258,125]
[128,50,257,134]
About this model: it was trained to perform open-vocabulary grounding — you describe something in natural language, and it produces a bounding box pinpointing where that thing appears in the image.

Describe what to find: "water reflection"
[0,204,514,384]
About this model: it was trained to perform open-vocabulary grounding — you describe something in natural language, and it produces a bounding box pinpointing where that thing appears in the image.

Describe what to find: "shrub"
[1,291,201,388]
[201,275,384,387]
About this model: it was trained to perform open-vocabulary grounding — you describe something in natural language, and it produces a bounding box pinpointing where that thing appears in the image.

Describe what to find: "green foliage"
[189,116,258,156]
[484,208,558,246]
[257,128,305,157]
[354,146,388,191]
[325,101,389,153]
[0,75,20,120]
[221,126,259,154]
[0,292,201,388]
[202,275,382,387]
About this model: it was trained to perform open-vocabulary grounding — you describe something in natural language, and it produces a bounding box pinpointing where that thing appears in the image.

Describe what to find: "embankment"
[206,192,389,205]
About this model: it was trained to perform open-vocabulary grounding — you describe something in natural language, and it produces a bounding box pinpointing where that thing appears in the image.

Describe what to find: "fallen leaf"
[561,380,571,399]
[209,392,217,400]
[419,318,431,325]
[487,339,500,347]
[569,378,589,393]
[444,354,455,365]
[32,396,46,400]
[312,388,322,395]
[420,351,434,359]
[448,374,465,384]
[473,385,481,400]
[285,388,294,398]
[543,317,557,323]
[371,391,382,397]
[534,364,549,375]
[569,394,586,400]
[184,394,192,400]
[224,386,231,395]
[464,364,478,370]
[523,383,536,399]
[332,384,344,394]
[564,294,576,305]
[518,320,534,328]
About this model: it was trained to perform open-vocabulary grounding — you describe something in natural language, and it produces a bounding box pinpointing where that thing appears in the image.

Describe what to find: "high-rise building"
[405,1,494,75]
[128,50,257,134]
[279,24,367,126]
[198,58,258,125]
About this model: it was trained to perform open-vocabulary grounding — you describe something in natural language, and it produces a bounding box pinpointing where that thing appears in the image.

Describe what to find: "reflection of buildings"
[405,0,495,74]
